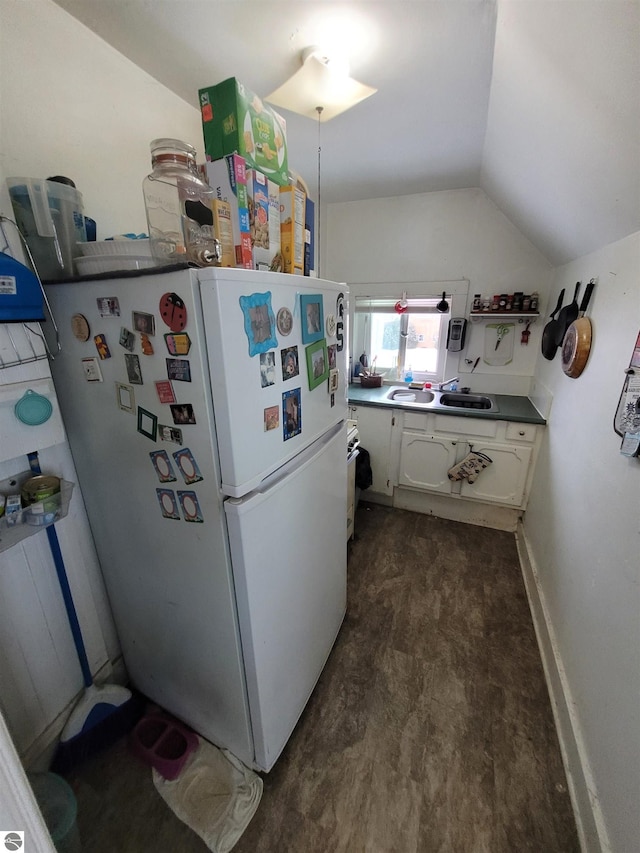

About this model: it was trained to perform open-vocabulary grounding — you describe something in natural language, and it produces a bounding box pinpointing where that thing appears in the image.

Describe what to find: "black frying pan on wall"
[541,288,565,360]
[554,281,581,346]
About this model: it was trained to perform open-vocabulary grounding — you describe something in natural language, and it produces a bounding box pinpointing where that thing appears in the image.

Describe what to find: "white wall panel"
[0,0,202,758]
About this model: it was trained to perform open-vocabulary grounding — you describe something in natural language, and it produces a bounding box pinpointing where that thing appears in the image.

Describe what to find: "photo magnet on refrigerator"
[170,403,196,425]
[137,407,158,441]
[177,490,203,523]
[260,352,276,387]
[159,424,183,444]
[119,327,136,351]
[97,297,120,317]
[281,346,299,381]
[239,292,277,356]
[82,357,103,382]
[132,311,155,335]
[156,488,180,520]
[173,448,203,484]
[327,344,337,369]
[264,405,279,431]
[125,353,143,384]
[282,387,302,441]
[94,334,111,359]
[115,382,136,414]
[150,450,177,483]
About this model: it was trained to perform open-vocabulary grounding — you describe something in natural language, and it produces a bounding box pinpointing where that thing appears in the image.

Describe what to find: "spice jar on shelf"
[143,138,221,266]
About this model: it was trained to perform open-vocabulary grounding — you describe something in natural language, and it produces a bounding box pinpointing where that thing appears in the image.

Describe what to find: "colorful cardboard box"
[204,155,253,269]
[246,170,281,271]
[304,197,315,276]
[199,78,289,187]
[279,185,306,276]
[212,198,235,267]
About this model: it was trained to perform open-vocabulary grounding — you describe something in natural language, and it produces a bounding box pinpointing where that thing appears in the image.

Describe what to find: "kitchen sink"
[439,393,497,411]
[386,388,435,404]
[384,386,499,413]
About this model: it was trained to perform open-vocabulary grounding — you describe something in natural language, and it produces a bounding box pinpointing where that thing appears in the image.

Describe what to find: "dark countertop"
[348,384,546,425]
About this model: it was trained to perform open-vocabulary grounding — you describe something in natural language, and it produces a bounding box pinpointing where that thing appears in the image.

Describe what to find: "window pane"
[405,314,440,374]
[370,313,401,371]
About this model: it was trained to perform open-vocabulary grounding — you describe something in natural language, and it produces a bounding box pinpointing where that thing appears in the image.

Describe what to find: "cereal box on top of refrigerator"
[199,78,289,187]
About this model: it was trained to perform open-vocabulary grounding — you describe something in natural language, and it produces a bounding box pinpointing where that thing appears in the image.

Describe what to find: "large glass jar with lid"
[142,138,221,266]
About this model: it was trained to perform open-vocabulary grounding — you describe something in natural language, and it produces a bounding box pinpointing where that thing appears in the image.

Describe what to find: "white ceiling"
[52,0,640,266]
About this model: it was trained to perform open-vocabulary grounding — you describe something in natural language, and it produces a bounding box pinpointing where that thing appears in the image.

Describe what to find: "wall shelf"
[0,474,73,554]
[469,312,540,323]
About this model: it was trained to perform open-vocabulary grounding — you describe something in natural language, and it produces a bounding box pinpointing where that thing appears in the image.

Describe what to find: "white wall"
[0,0,203,757]
[0,0,204,240]
[524,231,640,853]
[325,187,553,395]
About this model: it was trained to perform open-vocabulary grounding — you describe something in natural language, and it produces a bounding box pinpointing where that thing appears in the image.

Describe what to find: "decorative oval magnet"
[71,314,90,341]
[325,313,337,338]
[277,307,293,336]
[159,292,187,332]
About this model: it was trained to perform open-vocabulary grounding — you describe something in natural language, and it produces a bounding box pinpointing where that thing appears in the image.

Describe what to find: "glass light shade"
[266,55,377,122]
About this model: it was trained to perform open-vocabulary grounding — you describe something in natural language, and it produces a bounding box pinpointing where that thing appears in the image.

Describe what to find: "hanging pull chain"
[316,106,323,278]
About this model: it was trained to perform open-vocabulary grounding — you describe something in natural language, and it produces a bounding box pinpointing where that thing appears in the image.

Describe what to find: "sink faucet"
[435,376,460,391]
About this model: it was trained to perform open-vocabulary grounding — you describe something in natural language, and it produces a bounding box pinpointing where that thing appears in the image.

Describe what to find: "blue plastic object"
[0,251,45,322]
[15,390,53,426]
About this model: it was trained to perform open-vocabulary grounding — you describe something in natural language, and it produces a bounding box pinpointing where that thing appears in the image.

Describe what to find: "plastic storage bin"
[27,771,81,853]
[7,178,86,280]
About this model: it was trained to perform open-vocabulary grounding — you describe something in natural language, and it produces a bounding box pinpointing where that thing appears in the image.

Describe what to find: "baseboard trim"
[392,487,521,531]
[516,521,610,853]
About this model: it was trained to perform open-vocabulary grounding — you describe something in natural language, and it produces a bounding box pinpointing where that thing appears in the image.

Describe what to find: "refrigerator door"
[197,268,348,497]
[224,422,347,772]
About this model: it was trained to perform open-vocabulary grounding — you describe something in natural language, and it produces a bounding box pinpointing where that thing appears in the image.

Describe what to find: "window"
[354,295,449,381]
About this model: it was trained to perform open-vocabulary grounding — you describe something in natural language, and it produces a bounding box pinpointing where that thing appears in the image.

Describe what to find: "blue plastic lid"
[14,390,53,426]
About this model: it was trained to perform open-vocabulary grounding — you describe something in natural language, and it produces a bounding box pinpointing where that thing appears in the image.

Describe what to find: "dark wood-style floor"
[64,505,579,852]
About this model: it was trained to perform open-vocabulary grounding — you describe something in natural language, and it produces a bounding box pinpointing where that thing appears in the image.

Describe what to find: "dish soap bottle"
[143,138,221,266]
[404,365,413,383]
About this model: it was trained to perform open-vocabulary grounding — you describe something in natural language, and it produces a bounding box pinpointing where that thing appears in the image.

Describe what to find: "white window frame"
[350,281,470,384]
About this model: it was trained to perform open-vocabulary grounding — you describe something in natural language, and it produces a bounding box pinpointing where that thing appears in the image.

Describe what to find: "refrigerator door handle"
[238,421,344,502]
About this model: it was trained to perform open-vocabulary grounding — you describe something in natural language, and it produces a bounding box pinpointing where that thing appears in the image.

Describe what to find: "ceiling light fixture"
[266,46,377,122]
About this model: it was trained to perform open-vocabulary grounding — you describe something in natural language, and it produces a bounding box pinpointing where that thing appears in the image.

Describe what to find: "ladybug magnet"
[159,292,187,332]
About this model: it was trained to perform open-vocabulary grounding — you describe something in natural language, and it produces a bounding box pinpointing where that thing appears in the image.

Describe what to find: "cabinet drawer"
[433,414,498,438]
[505,422,537,443]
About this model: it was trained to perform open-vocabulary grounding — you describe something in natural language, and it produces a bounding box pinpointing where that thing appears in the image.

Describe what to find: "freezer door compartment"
[197,268,348,497]
[224,424,347,771]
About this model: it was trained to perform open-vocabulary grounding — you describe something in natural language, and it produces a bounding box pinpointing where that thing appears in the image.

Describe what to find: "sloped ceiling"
[52,0,640,266]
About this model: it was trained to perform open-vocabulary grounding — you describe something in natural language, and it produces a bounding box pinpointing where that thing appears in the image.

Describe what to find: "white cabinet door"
[351,406,394,495]
[460,442,533,507]
[398,432,459,493]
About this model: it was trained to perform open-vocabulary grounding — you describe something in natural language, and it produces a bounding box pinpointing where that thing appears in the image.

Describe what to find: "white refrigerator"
[45,267,348,772]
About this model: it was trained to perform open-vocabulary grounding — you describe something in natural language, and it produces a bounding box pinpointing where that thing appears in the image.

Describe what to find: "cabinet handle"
[519,430,525,436]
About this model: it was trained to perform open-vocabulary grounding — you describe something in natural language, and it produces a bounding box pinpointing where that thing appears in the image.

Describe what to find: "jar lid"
[150,138,196,160]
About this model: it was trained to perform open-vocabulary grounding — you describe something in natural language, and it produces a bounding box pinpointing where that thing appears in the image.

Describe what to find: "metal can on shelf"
[21,475,60,505]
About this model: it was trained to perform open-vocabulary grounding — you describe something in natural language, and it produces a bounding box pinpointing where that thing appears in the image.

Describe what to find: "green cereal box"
[199,78,289,186]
